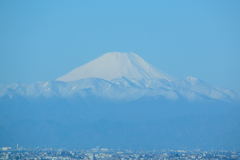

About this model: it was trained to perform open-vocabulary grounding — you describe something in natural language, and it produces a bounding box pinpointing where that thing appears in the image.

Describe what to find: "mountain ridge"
[0,52,239,102]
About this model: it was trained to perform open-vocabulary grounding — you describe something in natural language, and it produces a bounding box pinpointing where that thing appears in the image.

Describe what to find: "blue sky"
[0,0,240,90]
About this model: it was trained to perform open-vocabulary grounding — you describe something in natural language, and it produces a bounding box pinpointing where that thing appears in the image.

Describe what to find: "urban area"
[0,146,239,160]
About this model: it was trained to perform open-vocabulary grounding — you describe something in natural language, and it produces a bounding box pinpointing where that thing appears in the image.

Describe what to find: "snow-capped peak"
[57,52,171,82]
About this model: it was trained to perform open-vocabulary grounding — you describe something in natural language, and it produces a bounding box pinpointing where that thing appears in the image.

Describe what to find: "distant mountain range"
[0,52,239,150]
[0,52,239,102]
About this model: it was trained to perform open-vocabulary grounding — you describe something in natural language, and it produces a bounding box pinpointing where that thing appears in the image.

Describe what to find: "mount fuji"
[0,52,240,150]
[0,52,238,101]
[57,52,171,82]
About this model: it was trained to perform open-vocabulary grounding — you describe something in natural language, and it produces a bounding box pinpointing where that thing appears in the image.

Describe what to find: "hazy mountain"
[0,52,238,102]
[57,52,171,82]
[0,52,239,150]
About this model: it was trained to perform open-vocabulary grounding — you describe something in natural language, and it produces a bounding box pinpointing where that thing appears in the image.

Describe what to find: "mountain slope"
[57,52,171,82]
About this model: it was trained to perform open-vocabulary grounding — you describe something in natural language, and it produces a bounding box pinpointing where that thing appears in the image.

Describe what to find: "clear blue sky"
[0,0,240,90]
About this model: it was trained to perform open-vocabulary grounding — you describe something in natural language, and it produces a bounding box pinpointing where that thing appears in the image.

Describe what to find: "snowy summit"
[57,52,171,82]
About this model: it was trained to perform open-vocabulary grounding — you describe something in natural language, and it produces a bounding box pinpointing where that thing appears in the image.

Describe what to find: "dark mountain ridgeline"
[0,97,239,150]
